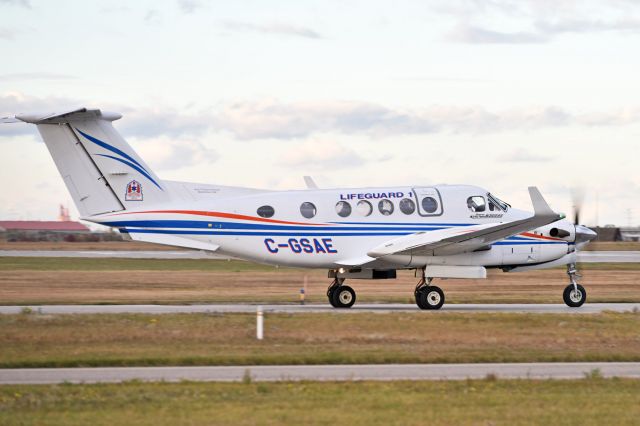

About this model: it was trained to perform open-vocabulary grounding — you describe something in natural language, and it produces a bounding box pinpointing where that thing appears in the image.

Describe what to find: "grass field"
[1,379,639,425]
[1,311,639,367]
[1,257,638,305]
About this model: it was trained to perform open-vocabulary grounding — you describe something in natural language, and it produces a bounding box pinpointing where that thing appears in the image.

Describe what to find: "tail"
[6,108,170,217]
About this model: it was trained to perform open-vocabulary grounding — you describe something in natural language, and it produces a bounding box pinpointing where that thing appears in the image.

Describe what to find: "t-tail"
[3,108,170,217]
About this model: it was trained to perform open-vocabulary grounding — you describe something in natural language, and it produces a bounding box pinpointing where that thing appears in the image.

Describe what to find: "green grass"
[2,312,640,368]
[1,379,639,425]
[0,257,288,272]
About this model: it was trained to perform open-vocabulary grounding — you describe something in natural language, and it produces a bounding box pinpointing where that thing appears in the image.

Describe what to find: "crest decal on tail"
[125,180,143,201]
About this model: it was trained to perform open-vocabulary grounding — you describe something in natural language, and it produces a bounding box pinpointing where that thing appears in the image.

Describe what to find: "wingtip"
[528,186,558,218]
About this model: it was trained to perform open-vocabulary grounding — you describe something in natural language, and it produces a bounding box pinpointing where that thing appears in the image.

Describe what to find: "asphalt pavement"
[1,303,638,315]
[1,363,639,384]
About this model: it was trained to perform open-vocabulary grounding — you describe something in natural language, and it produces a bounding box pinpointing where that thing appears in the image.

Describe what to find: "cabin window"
[356,200,373,217]
[300,202,317,219]
[335,201,352,217]
[421,196,438,213]
[399,198,415,215]
[378,199,394,216]
[467,196,486,213]
[257,205,275,218]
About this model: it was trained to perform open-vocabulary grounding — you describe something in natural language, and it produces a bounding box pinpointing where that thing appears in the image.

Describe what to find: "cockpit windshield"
[487,193,510,212]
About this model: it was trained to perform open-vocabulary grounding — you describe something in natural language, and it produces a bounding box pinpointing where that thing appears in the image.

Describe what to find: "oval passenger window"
[378,199,394,216]
[300,202,317,219]
[356,200,373,217]
[335,201,352,217]
[257,205,275,218]
[399,198,415,215]
[421,197,438,214]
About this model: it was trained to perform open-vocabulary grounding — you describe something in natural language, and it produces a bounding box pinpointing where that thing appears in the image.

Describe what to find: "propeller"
[571,187,585,225]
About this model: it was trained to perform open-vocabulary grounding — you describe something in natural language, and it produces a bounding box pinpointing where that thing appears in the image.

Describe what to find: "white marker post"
[256,306,264,340]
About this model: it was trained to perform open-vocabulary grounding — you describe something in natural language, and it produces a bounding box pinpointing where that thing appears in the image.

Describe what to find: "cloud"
[446,24,548,44]
[135,137,218,171]
[177,0,203,14]
[0,0,30,8]
[437,1,640,43]
[144,9,160,23]
[0,28,20,41]
[499,148,551,162]
[279,140,366,170]
[2,93,640,142]
[221,20,323,39]
[0,72,77,81]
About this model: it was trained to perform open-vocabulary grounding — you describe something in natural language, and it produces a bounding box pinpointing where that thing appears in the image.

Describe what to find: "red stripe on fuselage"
[520,232,565,241]
[105,210,329,226]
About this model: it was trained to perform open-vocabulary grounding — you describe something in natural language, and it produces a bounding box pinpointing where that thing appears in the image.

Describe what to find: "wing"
[367,187,561,259]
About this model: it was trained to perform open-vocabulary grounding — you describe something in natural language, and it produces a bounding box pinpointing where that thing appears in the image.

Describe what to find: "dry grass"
[1,311,640,367]
[2,379,639,426]
[0,241,181,251]
[0,257,639,304]
[584,241,640,251]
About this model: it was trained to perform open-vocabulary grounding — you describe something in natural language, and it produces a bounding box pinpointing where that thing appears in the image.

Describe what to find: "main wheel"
[417,286,445,310]
[563,284,586,307]
[328,288,338,307]
[331,285,356,308]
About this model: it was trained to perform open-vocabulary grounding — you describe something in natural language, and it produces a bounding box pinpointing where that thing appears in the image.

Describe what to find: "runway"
[1,302,639,315]
[1,250,638,262]
[1,362,639,384]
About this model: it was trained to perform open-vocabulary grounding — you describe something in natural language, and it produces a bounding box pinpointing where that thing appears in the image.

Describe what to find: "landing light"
[338,267,346,274]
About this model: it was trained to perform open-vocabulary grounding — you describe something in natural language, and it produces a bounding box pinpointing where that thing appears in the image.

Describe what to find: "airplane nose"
[575,225,597,244]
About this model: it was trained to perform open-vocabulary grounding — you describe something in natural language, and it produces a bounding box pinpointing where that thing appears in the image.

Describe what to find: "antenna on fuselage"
[304,176,319,189]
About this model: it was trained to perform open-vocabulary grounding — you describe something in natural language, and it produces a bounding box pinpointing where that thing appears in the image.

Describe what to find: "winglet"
[528,186,558,218]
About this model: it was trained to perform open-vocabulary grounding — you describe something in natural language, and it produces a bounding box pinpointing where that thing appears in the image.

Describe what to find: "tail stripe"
[96,154,163,190]
[75,128,163,191]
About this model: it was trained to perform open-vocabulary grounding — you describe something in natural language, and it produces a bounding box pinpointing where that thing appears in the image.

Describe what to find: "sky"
[0,0,639,226]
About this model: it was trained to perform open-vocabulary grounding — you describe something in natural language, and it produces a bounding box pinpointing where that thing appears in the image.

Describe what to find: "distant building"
[0,220,91,242]
[589,226,621,242]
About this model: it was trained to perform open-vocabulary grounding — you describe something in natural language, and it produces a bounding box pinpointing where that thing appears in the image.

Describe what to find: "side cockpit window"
[467,196,486,213]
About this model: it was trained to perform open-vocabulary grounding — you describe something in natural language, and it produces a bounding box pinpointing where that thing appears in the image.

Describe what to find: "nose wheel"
[415,274,445,310]
[563,263,587,307]
[327,278,356,308]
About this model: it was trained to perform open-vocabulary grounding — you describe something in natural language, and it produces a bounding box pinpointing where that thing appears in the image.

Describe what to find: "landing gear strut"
[563,263,586,307]
[415,269,445,310]
[327,278,356,308]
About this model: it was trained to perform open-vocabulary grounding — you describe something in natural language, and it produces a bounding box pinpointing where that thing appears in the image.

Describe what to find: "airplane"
[1,108,597,309]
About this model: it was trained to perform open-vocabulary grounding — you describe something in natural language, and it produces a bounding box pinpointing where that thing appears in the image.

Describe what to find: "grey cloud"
[438,1,640,43]
[0,72,77,81]
[0,0,30,8]
[446,24,548,44]
[499,148,551,163]
[177,0,203,14]
[144,9,160,23]
[0,28,19,40]
[535,18,640,34]
[221,20,323,39]
[3,94,640,142]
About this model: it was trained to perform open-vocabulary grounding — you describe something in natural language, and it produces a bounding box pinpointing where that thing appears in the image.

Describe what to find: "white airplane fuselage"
[90,183,575,270]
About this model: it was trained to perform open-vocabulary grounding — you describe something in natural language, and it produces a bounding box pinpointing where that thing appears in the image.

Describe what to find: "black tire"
[331,285,356,308]
[328,288,338,307]
[563,284,586,307]
[417,286,445,310]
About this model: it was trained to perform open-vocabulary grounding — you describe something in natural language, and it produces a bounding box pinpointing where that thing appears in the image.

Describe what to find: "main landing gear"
[415,271,445,310]
[327,278,356,308]
[563,263,587,307]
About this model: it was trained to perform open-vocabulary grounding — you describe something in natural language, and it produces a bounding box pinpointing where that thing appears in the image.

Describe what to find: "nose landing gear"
[327,278,356,308]
[563,263,587,307]
[415,271,445,310]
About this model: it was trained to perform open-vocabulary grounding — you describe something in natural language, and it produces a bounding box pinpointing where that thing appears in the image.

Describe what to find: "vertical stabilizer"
[15,108,170,217]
